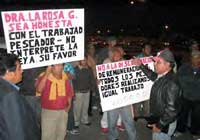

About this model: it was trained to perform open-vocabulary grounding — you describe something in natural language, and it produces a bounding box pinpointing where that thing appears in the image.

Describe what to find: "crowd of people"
[0,36,200,140]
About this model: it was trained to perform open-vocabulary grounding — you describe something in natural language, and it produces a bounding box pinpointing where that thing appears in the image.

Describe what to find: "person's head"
[0,53,23,84]
[190,40,199,52]
[79,57,88,67]
[154,49,175,74]
[116,47,125,57]
[111,49,122,62]
[51,64,64,77]
[107,36,117,47]
[142,44,152,56]
[191,52,200,68]
[87,44,95,56]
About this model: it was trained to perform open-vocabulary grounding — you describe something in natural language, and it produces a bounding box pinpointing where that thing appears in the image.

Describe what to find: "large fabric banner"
[1,9,84,69]
[96,57,154,112]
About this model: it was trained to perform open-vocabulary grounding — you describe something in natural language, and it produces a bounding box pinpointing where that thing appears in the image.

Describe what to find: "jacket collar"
[0,77,19,91]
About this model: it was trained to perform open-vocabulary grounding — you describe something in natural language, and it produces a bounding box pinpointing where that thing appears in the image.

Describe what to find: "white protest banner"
[96,57,154,112]
[1,9,84,69]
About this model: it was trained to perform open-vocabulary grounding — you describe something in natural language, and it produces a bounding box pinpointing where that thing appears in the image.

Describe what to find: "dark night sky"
[0,0,200,38]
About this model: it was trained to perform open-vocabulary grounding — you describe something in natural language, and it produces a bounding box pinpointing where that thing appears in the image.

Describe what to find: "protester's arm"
[35,66,51,93]
[132,58,157,81]
[67,97,72,112]
[139,64,157,81]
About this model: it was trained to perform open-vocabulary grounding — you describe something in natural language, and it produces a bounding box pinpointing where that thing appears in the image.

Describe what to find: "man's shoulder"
[164,72,176,82]
[0,79,17,96]
[164,72,181,89]
[0,80,21,109]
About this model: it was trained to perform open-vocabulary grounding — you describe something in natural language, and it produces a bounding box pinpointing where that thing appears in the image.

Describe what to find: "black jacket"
[0,78,40,140]
[177,63,200,101]
[140,65,182,132]
[73,66,96,93]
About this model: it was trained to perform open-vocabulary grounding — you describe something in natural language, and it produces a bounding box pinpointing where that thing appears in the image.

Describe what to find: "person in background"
[86,44,99,116]
[97,36,117,64]
[36,64,74,140]
[73,57,96,130]
[132,49,182,140]
[0,53,40,140]
[87,44,97,79]
[100,47,125,134]
[190,40,200,56]
[134,43,152,120]
[176,51,200,140]
[173,46,191,135]
[107,49,137,140]
[64,62,80,135]
[137,43,152,58]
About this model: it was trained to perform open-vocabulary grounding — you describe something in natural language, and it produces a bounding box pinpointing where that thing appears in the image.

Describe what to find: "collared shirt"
[156,71,168,81]
[4,78,20,91]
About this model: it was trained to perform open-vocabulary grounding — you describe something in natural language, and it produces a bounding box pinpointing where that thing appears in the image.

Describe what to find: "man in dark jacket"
[73,58,96,129]
[133,49,182,140]
[0,53,40,140]
[176,51,200,137]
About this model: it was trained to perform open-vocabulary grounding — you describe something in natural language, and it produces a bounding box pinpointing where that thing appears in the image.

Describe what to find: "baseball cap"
[157,49,175,63]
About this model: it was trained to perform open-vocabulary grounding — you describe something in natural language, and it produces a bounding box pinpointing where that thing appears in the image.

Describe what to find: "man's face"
[108,40,117,47]
[112,51,121,62]
[192,56,200,68]
[13,61,23,84]
[52,64,63,76]
[143,46,151,56]
[79,59,87,67]
[192,44,199,51]
[154,57,170,74]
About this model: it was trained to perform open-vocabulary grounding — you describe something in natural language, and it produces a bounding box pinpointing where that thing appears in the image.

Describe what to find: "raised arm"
[35,66,52,93]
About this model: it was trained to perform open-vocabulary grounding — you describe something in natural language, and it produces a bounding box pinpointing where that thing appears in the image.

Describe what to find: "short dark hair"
[142,43,151,49]
[0,53,19,76]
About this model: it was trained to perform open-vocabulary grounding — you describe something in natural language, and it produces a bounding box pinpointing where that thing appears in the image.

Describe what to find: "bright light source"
[164,42,170,46]
[165,25,169,29]
[130,1,134,5]
[97,30,101,34]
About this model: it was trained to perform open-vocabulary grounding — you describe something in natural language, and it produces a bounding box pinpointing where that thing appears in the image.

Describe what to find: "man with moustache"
[133,49,182,140]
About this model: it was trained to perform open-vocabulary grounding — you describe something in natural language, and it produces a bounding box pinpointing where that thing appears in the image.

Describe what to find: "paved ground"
[66,109,196,140]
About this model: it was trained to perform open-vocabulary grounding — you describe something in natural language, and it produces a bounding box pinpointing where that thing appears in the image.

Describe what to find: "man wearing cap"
[133,49,182,140]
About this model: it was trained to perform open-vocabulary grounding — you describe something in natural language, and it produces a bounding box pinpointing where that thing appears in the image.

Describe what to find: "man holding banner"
[133,49,182,140]
[106,49,138,140]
